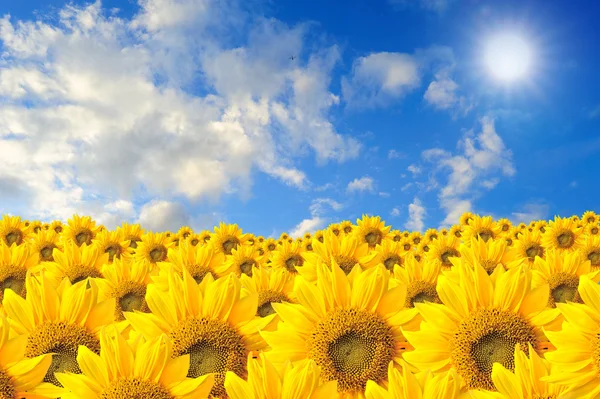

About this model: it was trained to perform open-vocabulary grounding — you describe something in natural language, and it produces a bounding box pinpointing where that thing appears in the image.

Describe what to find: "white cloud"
[137,200,191,232]
[510,203,549,224]
[390,207,400,217]
[407,164,421,176]
[389,0,455,13]
[379,192,390,198]
[424,69,473,117]
[290,197,342,237]
[341,52,420,108]
[388,149,404,159]
[0,1,360,221]
[405,198,426,232]
[346,176,375,193]
[420,117,515,227]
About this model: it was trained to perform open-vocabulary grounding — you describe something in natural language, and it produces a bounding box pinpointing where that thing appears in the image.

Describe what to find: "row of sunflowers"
[0,212,599,398]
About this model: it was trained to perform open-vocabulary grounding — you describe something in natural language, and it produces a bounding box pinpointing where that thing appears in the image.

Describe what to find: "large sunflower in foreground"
[3,274,115,390]
[301,231,378,281]
[0,314,56,399]
[541,216,584,253]
[261,262,417,398]
[0,242,39,302]
[365,361,462,399]
[0,215,33,247]
[61,215,100,247]
[542,276,600,398]
[55,328,214,399]
[224,352,337,399]
[469,343,568,399]
[125,271,274,398]
[403,263,552,392]
[353,215,392,248]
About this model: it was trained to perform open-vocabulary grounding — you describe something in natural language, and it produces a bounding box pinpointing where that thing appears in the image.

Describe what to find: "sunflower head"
[389,230,403,242]
[218,244,265,277]
[541,216,584,253]
[354,215,392,248]
[582,210,598,225]
[0,242,39,302]
[423,228,439,242]
[31,229,62,262]
[212,223,249,255]
[177,225,194,240]
[459,212,475,226]
[449,225,463,239]
[510,229,545,264]
[49,220,64,235]
[582,235,600,269]
[134,232,175,265]
[269,240,305,275]
[374,239,409,271]
[158,240,223,283]
[585,223,600,237]
[0,215,32,247]
[426,235,461,270]
[62,214,100,247]
[43,241,109,284]
[339,220,354,236]
[328,223,342,237]
[409,231,422,246]
[463,215,501,244]
[496,218,513,234]
[116,222,145,249]
[92,229,133,263]
[240,266,295,319]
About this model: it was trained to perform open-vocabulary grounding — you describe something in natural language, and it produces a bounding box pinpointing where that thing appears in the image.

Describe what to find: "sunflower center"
[525,244,544,261]
[257,290,289,317]
[129,239,140,249]
[0,268,27,302]
[413,237,421,245]
[332,229,340,236]
[222,237,240,255]
[69,266,102,285]
[5,230,23,246]
[403,243,411,251]
[440,249,460,267]
[393,235,401,242]
[449,308,538,391]
[502,224,510,231]
[54,226,63,233]
[333,255,359,275]
[405,281,440,308]
[309,308,395,393]
[284,255,304,273]
[0,276,25,296]
[590,332,600,372]
[306,244,313,251]
[0,368,16,399]
[344,226,352,234]
[239,260,256,276]
[187,265,215,284]
[556,231,575,248]
[547,272,581,308]
[190,238,200,246]
[75,230,93,246]
[170,317,247,398]
[149,246,167,263]
[100,378,172,399]
[383,255,402,271]
[25,322,100,387]
[365,232,381,245]
[477,229,494,242]
[480,260,501,275]
[105,245,121,262]
[588,251,600,266]
[40,245,56,261]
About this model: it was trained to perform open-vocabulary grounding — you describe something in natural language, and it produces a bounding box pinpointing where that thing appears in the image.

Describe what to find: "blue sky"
[0,0,599,236]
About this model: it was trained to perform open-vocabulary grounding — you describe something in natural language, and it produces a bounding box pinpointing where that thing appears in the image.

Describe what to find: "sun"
[485,33,532,82]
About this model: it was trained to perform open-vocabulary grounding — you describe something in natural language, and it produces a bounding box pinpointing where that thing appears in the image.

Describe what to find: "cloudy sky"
[0,0,599,236]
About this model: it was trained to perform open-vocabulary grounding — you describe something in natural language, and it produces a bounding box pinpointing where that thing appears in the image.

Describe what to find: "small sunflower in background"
[302,237,314,252]
[0,242,39,302]
[496,218,513,234]
[328,223,342,237]
[177,225,193,240]
[372,239,409,271]
[217,244,265,277]
[30,229,62,262]
[49,220,64,234]
[269,240,305,275]
[425,234,460,270]
[582,210,598,225]
[463,215,501,244]
[510,229,545,265]
[303,232,312,240]
[0,215,32,247]
[541,216,584,253]
[156,240,223,283]
[239,265,295,320]
[211,223,250,255]
[134,232,175,266]
[582,235,600,269]
[92,229,132,263]
[353,215,392,248]
[408,231,422,246]
[28,220,43,234]
[340,220,354,235]
[61,214,100,247]
[116,222,145,249]
[197,229,212,245]
[535,219,548,233]
[389,229,403,242]
[314,230,325,243]
[416,240,430,255]
[456,236,515,275]
[41,241,109,284]
[449,224,463,238]
[459,211,475,226]
[423,228,439,242]
[585,222,600,236]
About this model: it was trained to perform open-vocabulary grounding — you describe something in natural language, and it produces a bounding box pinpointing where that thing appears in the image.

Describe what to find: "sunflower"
[211,223,250,256]
[269,240,305,275]
[262,238,278,254]
[425,234,460,270]
[177,226,194,241]
[439,228,449,236]
[495,218,512,234]
[97,257,152,322]
[185,233,202,247]
[55,327,215,398]
[3,274,115,389]
[582,235,600,269]
[463,215,502,244]
[353,215,392,248]
[217,245,266,277]
[224,352,336,399]
[581,210,597,225]
[459,212,475,226]
[116,222,145,249]
[301,231,378,280]
[571,215,580,222]
[338,221,353,235]
[365,361,461,399]
[416,240,430,254]
[0,215,32,247]
[542,275,600,398]
[92,229,132,263]
[29,220,43,234]
[41,241,109,285]
[49,221,64,235]
[510,229,545,265]
[261,262,417,398]
[399,238,413,252]
[314,231,325,243]
[389,230,403,242]
[408,232,422,246]
[531,249,599,309]
[468,343,568,399]
[449,225,463,239]
[456,237,514,275]
[240,266,295,321]
[302,238,314,252]
[585,223,600,237]
[61,215,100,247]
[157,241,223,284]
[196,230,212,245]
[0,242,39,302]
[134,232,175,266]
[372,239,409,271]
[31,229,62,262]
[328,223,342,237]
[124,271,274,398]
[423,228,439,242]
[534,220,548,234]
[541,216,584,253]
[403,263,552,391]
[517,222,527,231]
[303,232,312,240]
[0,314,57,398]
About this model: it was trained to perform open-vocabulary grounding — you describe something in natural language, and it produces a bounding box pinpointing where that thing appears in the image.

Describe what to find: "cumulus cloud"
[0,1,360,222]
[419,117,515,227]
[346,176,375,193]
[388,149,404,159]
[424,69,473,116]
[405,198,426,231]
[510,203,550,224]
[290,197,342,237]
[407,164,421,176]
[136,200,190,232]
[390,207,400,217]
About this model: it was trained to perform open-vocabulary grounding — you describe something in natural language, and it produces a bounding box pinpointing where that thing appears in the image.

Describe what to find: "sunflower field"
[0,212,599,399]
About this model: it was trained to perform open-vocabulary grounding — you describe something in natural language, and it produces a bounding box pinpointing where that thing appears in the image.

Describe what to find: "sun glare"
[485,34,532,82]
